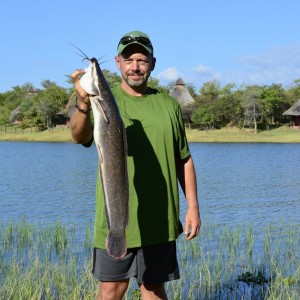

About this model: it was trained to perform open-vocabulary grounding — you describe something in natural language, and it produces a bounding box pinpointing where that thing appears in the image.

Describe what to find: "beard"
[125,73,149,88]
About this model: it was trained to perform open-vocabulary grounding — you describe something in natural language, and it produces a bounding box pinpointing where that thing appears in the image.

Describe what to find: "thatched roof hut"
[169,78,195,106]
[283,99,300,128]
[283,99,300,116]
[9,106,22,123]
[59,92,77,117]
[51,93,77,127]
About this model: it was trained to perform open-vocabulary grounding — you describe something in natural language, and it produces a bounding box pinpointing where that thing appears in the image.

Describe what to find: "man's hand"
[71,69,90,102]
[184,206,201,241]
[69,69,93,144]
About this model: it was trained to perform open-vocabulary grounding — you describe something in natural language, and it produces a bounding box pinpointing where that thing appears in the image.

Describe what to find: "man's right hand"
[71,69,90,103]
[70,69,93,144]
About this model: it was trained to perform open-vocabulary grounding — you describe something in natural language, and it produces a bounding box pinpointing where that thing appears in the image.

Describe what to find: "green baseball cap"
[117,31,153,55]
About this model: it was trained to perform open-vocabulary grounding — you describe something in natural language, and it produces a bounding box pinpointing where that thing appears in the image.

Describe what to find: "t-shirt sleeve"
[175,105,190,160]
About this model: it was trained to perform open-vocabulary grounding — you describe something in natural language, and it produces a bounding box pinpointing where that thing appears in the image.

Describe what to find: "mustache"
[128,71,144,75]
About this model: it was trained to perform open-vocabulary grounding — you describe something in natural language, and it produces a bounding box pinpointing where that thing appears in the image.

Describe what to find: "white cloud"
[154,43,300,89]
[192,64,215,76]
[157,67,181,82]
[239,44,300,67]
[190,43,300,87]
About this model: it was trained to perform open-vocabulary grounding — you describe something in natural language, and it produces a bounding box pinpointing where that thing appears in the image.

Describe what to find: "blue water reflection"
[1,142,299,230]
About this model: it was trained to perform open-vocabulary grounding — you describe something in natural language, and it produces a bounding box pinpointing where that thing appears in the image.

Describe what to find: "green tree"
[148,77,169,94]
[102,70,122,88]
[217,83,243,127]
[0,83,35,126]
[191,82,242,129]
[260,84,290,126]
[231,89,246,127]
[197,80,221,106]
[191,80,222,129]
[191,106,215,129]
[36,83,69,129]
[186,83,198,100]
[16,81,69,130]
[241,85,263,133]
[286,79,300,101]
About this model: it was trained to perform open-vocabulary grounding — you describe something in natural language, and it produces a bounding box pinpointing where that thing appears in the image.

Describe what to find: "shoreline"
[1,126,300,143]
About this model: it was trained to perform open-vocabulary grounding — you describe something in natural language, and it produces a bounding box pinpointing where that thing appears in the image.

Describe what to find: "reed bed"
[0,219,299,299]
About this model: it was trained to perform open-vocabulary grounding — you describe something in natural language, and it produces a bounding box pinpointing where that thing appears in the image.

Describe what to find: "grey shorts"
[92,241,180,284]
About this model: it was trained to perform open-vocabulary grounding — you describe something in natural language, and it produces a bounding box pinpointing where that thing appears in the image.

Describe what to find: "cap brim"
[118,41,153,55]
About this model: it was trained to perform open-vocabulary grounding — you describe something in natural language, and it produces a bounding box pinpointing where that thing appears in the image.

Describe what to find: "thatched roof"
[169,78,195,106]
[283,99,300,116]
[58,92,77,117]
[9,106,22,123]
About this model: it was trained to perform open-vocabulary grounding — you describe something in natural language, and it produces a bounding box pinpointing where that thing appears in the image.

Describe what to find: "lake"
[1,141,300,299]
[0,141,299,231]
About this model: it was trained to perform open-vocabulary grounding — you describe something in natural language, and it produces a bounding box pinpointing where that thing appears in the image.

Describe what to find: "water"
[0,142,97,227]
[1,141,299,230]
[188,143,300,229]
[1,141,299,299]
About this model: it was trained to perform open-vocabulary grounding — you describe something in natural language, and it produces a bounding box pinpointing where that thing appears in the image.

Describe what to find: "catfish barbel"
[79,53,129,259]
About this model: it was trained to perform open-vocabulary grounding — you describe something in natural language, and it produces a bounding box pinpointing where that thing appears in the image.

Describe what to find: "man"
[70,30,201,300]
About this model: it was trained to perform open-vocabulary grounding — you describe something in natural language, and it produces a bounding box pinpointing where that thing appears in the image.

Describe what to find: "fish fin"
[96,144,103,163]
[105,232,127,259]
[122,122,128,154]
[92,96,109,123]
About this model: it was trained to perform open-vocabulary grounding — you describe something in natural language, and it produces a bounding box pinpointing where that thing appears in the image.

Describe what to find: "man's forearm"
[177,156,199,208]
[70,108,93,144]
[178,156,201,240]
[183,157,199,208]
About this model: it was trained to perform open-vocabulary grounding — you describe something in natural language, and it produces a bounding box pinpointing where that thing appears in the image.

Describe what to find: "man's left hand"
[184,206,201,241]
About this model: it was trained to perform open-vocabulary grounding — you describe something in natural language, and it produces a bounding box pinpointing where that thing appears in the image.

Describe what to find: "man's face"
[115,45,156,89]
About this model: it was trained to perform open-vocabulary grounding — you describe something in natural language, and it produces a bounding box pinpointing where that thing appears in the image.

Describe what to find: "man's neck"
[120,82,148,96]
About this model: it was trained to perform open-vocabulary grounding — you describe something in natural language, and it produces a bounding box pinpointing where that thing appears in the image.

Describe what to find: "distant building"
[169,79,196,128]
[58,92,77,118]
[28,87,37,97]
[169,78,195,106]
[9,106,22,124]
[283,99,300,129]
[53,92,77,127]
[9,87,38,124]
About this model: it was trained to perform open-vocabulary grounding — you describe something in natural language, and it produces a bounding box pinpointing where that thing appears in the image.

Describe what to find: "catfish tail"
[106,232,127,259]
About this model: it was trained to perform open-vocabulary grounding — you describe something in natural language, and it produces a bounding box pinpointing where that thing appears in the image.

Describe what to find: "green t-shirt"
[94,85,190,249]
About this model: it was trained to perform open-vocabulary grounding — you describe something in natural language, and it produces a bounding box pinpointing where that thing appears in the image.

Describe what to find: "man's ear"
[151,57,156,71]
[115,55,121,70]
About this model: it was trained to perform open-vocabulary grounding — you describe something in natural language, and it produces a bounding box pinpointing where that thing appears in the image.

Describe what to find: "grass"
[185,125,300,143]
[1,125,300,143]
[0,126,73,143]
[0,219,299,299]
[0,218,95,300]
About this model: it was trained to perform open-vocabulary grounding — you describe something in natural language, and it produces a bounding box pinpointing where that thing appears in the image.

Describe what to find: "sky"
[1,0,300,93]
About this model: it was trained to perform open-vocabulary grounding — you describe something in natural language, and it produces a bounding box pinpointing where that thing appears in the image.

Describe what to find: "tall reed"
[0,220,299,299]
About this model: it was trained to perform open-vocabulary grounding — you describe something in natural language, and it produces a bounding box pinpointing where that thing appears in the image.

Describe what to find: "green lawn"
[185,126,300,143]
[1,125,300,143]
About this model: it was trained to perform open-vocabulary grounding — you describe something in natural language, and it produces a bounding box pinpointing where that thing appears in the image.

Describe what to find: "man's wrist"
[75,102,91,114]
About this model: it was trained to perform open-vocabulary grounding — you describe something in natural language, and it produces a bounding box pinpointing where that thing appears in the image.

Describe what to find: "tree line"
[186,80,300,133]
[1,70,300,132]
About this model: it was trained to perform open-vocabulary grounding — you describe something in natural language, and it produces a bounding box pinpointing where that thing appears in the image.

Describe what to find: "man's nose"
[131,60,139,71]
